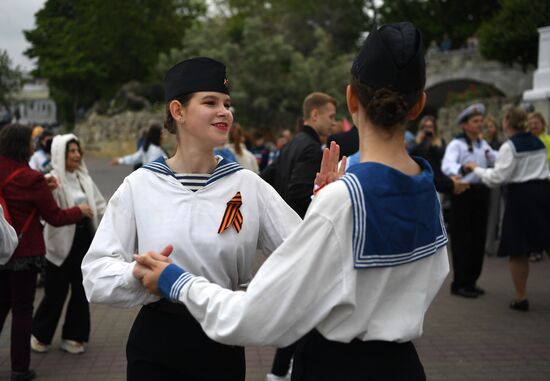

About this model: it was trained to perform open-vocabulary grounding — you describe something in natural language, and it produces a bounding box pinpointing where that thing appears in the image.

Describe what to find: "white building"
[12,79,57,126]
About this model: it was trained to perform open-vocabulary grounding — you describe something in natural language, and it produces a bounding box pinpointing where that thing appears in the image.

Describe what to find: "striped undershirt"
[174,173,211,192]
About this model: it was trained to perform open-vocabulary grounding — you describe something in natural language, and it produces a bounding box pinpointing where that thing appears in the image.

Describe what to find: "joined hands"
[133,245,174,295]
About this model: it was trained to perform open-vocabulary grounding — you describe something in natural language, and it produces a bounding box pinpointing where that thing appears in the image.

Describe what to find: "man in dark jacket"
[261,92,336,218]
[325,124,359,160]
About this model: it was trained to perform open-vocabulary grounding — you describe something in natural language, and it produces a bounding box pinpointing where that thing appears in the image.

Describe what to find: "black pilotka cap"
[351,22,426,94]
[164,57,229,102]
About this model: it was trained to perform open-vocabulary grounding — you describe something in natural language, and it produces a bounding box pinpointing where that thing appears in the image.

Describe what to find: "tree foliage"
[377,0,499,51]
[478,0,550,69]
[159,15,352,131]
[219,0,368,54]
[0,50,22,112]
[24,0,205,124]
[24,0,547,131]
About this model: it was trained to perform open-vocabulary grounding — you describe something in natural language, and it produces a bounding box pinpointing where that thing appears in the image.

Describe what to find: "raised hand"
[314,141,347,195]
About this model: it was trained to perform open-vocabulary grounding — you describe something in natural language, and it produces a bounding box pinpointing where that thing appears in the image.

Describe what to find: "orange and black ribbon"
[218,192,243,234]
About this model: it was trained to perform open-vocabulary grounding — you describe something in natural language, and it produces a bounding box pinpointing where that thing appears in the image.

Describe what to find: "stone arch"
[425,50,533,99]
[424,79,505,117]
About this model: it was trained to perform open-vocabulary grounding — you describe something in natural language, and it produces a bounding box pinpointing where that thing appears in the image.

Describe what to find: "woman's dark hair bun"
[366,88,409,128]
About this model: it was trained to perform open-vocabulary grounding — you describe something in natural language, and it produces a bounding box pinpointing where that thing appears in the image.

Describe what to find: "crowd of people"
[0,20,549,381]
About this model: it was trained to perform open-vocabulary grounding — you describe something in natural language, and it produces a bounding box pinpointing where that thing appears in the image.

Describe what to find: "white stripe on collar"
[142,156,242,186]
[340,159,448,269]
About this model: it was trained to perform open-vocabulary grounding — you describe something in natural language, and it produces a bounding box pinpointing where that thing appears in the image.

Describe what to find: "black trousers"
[32,221,93,344]
[127,301,245,381]
[0,269,38,371]
[291,331,425,381]
[449,186,490,290]
[271,342,298,376]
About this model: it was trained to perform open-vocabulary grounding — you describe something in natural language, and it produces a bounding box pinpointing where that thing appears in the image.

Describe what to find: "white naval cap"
[456,103,485,125]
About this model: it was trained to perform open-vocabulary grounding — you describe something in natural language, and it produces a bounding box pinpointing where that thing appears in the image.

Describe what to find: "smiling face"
[65,142,82,172]
[172,92,233,149]
[528,115,545,136]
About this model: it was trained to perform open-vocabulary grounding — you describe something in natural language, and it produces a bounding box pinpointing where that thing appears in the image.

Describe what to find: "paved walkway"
[1,155,549,380]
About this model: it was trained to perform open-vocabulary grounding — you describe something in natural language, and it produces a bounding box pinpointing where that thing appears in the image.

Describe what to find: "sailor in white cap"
[441,103,497,298]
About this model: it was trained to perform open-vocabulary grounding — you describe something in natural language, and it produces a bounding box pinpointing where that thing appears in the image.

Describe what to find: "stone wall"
[426,48,533,98]
[75,96,521,156]
[74,108,177,157]
[436,96,519,142]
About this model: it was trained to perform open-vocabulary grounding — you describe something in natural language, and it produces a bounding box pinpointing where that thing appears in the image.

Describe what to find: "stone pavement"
[1,155,549,380]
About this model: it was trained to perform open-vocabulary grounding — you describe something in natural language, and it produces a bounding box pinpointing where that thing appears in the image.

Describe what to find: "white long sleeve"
[442,138,497,183]
[117,149,144,166]
[473,143,515,187]
[163,181,449,347]
[474,140,550,187]
[118,145,166,166]
[82,179,159,307]
[441,140,463,176]
[82,165,301,309]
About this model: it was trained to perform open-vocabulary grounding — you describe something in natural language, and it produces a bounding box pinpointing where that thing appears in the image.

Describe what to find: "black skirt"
[126,299,245,381]
[291,330,426,381]
[498,180,550,257]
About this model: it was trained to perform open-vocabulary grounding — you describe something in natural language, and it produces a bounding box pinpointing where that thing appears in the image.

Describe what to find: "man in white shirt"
[442,103,496,298]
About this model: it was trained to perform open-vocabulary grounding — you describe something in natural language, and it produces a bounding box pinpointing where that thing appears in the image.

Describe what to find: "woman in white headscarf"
[31,134,106,355]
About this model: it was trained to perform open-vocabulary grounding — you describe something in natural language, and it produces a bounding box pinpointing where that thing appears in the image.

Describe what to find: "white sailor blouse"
[473,132,550,186]
[82,157,301,308]
[441,134,497,183]
[157,158,450,347]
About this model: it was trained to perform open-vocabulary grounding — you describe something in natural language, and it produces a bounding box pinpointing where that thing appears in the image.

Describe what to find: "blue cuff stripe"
[158,264,192,301]
[170,273,194,301]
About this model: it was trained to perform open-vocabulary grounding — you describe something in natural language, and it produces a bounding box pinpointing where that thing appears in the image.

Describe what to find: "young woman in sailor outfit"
[81,57,301,381]
[135,22,449,381]
[463,107,550,311]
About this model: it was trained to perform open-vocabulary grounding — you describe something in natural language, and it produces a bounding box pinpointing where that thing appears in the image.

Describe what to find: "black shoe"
[451,287,478,298]
[467,285,485,295]
[510,299,529,312]
[11,369,36,381]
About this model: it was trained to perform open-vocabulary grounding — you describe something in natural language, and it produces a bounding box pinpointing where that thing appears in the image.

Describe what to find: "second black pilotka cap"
[351,22,426,94]
[164,57,229,102]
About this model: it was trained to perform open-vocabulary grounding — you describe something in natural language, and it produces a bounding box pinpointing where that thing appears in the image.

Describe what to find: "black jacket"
[261,126,322,218]
[326,126,359,160]
[410,138,453,194]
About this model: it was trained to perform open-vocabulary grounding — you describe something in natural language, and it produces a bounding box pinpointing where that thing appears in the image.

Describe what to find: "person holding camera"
[410,115,468,195]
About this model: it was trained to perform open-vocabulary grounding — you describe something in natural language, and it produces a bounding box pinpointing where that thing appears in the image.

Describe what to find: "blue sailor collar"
[142,155,243,186]
[456,132,482,148]
[508,131,545,155]
[341,157,447,269]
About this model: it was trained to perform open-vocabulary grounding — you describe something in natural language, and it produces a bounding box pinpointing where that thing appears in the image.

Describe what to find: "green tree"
[478,0,550,69]
[216,0,368,54]
[0,50,22,114]
[159,15,351,131]
[377,0,499,51]
[24,0,205,125]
